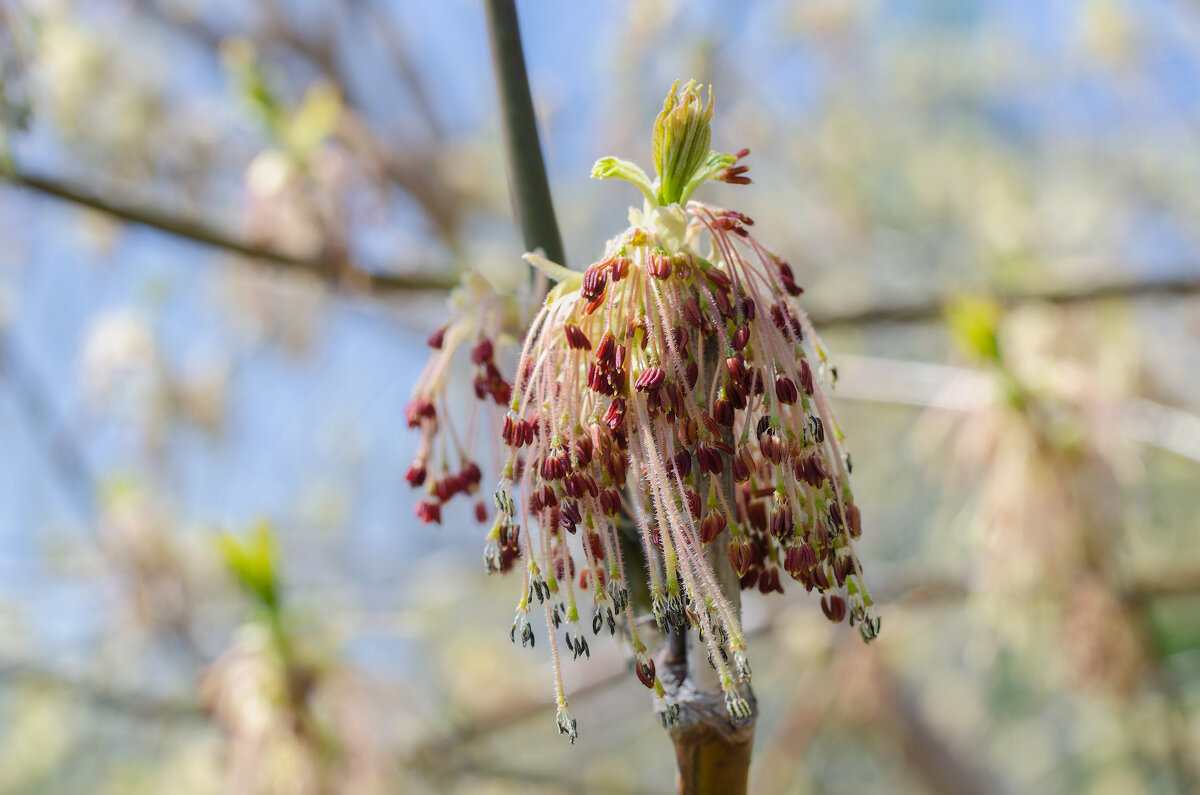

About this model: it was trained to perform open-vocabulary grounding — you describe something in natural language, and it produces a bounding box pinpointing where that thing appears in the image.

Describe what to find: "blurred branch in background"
[1,168,458,292]
[0,332,96,521]
[6,164,1197,320]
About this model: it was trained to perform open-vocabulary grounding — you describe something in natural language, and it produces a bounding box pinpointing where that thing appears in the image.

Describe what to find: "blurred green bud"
[945,296,1004,365]
[218,521,280,612]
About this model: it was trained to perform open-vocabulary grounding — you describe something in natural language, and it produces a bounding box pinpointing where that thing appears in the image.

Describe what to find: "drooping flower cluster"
[405,272,516,529]
[406,81,878,743]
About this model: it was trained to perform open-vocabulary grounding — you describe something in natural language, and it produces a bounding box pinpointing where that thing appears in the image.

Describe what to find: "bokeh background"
[1,1,1199,793]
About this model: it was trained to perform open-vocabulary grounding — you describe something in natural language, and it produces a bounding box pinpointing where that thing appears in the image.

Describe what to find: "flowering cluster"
[406,81,878,743]
[405,273,512,529]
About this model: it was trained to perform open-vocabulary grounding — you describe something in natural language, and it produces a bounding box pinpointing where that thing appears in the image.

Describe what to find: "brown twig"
[2,168,458,292]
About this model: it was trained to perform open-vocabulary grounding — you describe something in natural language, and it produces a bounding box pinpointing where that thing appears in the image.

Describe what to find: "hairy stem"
[667,334,757,795]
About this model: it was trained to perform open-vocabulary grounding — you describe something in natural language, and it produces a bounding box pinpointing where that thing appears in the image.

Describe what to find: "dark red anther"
[731,447,752,483]
[581,264,608,301]
[636,655,656,689]
[821,594,847,623]
[728,539,753,577]
[833,556,853,586]
[405,398,436,428]
[404,462,426,488]
[756,430,784,465]
[847,503,862,539]
[471,338,494,365]
[474,500,488,523]
[634,367,667,392]
[564,324,592,351]
[685,490,701,519]
[683,297,703,327]
[673,449,692,478]
[784,544,817,579]
[564,472,584,499]
[599,488,621,516]
[560,501,582,531]
[770,502,794,539]
[799,359,814,396]
[809,415,825,444]
[433,477,456,503]
[554,551,576,581]
[775,376,798,405]
[699,511,726,544]
[685,360,699,389]
[426,326,446,349]
[720,165,751,185]
[704,267,733,291]
[671,326,689,354]
[575,435,594,467]
[519,419,537,447]
[586,531,604,561]
[612,256,631,282]
[712,288,733,319]
[416,500,442,525]
[461,461,482,491]
[740,297,756,321]
[755,415,771,439]
[649,253,673,280]
[604,398,626,431]
[758,567,783,595]
[713,396,734,427]
[732,326,750,351]
[794,451,829,488]
[697,443,724,476]
[745,500,768,532]
[828,501,844,531]
[726,355,747,385]
[596,332,616,364]
[614,344,627,372]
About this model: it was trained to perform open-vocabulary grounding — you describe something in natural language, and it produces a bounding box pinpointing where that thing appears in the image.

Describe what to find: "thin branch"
[2,169,458,292]
[808,272,1200,328]
[0,657,206,723]
[484,0,567,266]
[0,333,96,521]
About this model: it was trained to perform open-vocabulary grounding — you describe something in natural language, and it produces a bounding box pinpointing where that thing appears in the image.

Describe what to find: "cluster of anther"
[404,282,511,531]
[472,193,879,741]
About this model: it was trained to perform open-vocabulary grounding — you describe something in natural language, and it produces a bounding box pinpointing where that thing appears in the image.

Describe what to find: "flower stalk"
[406,76,879,793]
